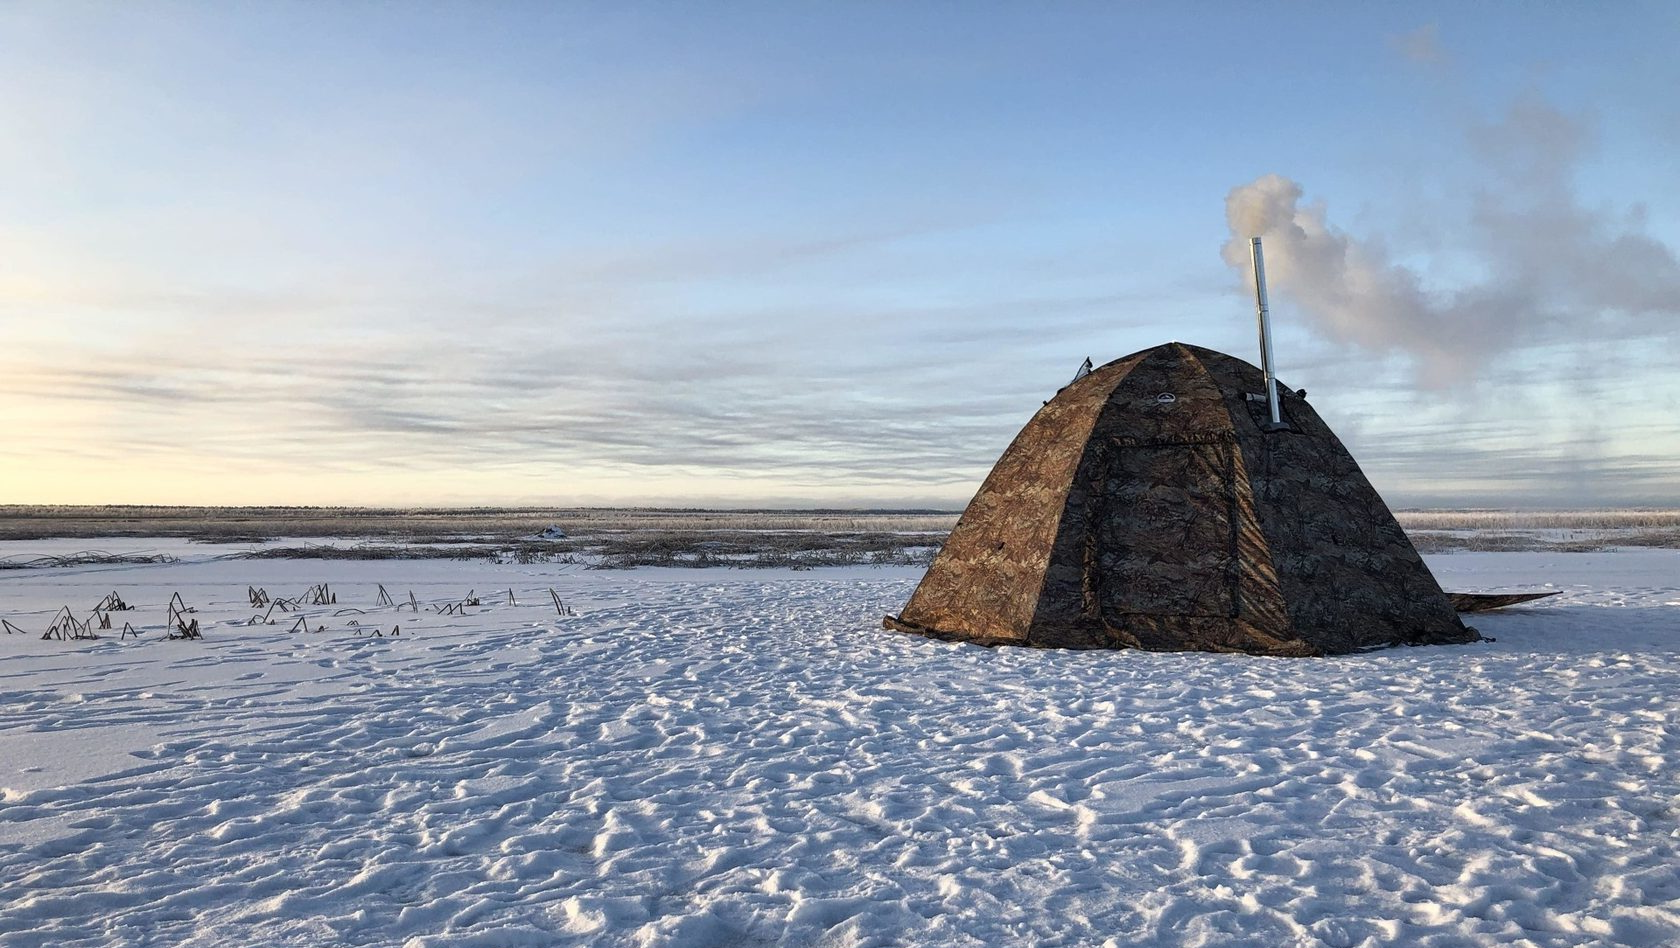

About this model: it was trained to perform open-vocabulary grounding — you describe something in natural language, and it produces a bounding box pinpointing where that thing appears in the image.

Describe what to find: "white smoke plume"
[1223,97,1680,387]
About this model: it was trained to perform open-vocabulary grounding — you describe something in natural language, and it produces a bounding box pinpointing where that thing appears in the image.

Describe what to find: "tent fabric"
[885,342,1479,656]
[1447,591,1559,612]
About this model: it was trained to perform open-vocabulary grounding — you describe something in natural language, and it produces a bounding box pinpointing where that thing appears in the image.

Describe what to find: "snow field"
[0,550,1677,947]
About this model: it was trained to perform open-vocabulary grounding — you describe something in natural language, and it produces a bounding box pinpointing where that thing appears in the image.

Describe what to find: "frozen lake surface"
[1,545,1677,947]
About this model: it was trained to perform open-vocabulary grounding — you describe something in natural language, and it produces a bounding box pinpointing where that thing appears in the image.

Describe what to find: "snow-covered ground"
[1,545,1677,947]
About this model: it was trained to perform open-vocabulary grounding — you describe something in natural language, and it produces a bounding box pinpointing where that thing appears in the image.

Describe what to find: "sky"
[2,1,1678,509]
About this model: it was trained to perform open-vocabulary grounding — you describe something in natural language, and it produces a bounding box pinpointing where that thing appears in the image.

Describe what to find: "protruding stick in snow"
[549,588,575,617]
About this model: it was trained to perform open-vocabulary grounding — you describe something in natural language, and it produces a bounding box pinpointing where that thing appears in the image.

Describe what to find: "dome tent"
[885,342,1481,656]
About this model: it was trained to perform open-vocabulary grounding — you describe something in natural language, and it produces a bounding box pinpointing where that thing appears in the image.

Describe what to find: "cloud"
[1389,24,1446,67]
[0,275,1131,502]
[1223,95,1680,387]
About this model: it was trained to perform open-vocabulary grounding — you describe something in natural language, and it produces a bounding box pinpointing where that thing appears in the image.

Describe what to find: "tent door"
[1095,439,1239,620]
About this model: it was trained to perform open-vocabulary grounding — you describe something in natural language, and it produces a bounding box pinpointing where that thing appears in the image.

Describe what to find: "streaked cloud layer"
[2,3,1678,507]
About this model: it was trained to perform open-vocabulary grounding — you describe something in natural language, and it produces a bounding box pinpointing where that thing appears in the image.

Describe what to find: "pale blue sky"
[2,2,1677,507]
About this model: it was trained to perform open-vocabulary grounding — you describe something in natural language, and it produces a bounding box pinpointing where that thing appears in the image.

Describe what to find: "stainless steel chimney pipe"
[1249,236,1282,428]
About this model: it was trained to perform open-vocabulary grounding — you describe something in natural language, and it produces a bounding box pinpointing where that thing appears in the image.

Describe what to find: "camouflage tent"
[885,342,1480,656]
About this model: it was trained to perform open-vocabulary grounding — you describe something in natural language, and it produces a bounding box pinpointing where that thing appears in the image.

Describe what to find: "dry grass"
[1408,529,1680,554]
[223,543,582,565]
[586,530,940,569]
[0,505,959,542]
[1394,509,1680,531]
[0,550,179,570]
[1398,510,1680,553]
[218,533,942,569]
[0,506,956,570]
[4,506,1677,567]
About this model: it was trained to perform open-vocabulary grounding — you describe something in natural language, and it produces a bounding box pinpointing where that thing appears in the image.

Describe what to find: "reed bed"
[0,550,178,570]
